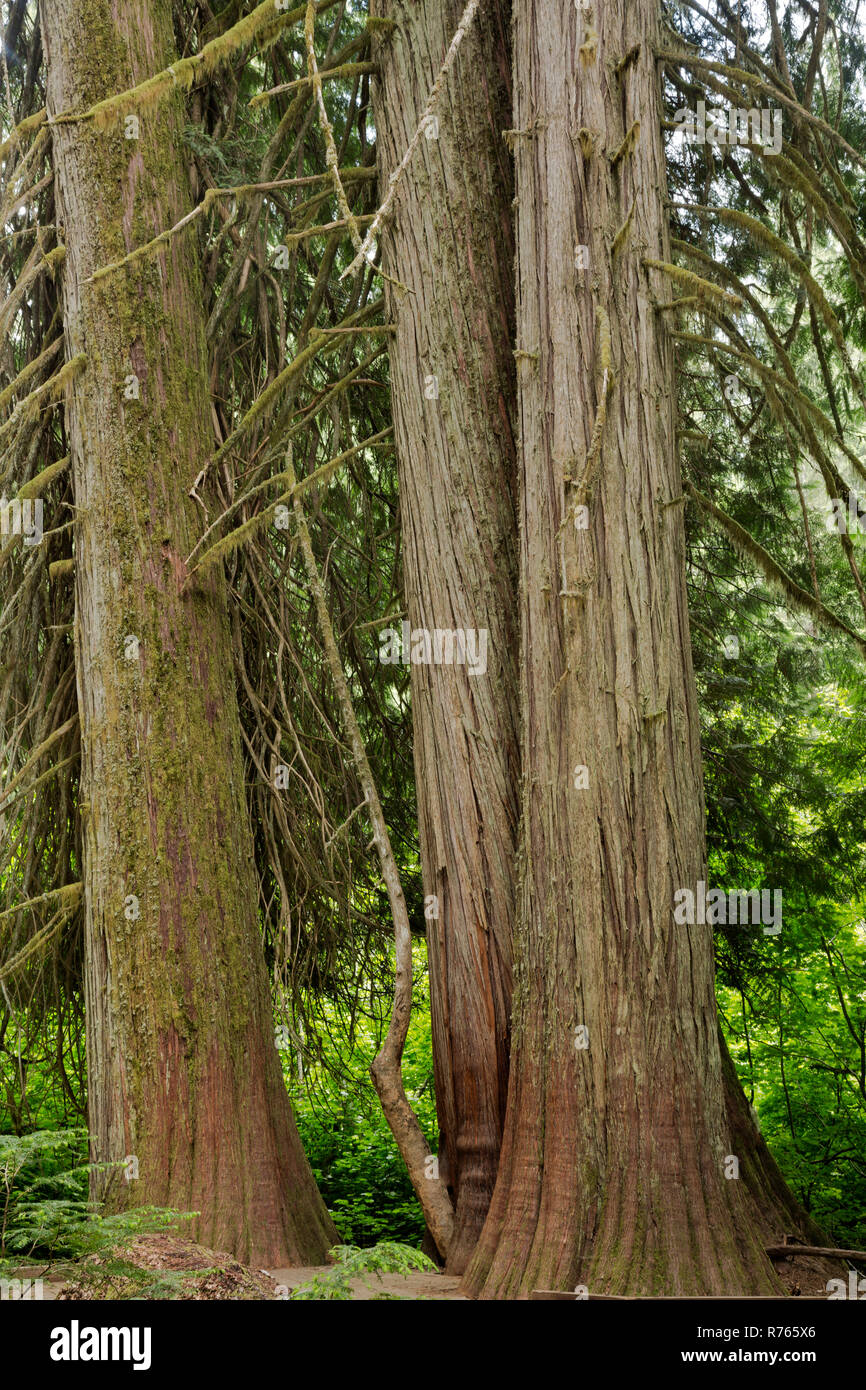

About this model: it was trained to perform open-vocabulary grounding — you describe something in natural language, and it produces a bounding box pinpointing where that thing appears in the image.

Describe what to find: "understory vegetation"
[1,0,865,1294]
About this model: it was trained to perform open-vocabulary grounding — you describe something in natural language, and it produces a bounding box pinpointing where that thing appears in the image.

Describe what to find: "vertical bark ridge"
[371,0,520,1270]
[41,0,337,1267]
[464,0,784,1298]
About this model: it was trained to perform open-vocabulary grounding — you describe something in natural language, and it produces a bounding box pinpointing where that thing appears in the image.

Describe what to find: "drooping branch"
[658,49,866,170]
[184,426,393,580]
[685,479,866,658]
[47,0,344,132]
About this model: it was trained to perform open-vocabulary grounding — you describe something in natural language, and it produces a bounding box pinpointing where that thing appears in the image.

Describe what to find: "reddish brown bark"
[41,0,336,1266]
[464,0,788,1297]
[371,0,519,1270]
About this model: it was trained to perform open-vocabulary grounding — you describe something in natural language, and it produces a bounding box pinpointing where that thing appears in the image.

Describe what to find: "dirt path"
[268,1266,465,1300]
[23,1269,464,1301]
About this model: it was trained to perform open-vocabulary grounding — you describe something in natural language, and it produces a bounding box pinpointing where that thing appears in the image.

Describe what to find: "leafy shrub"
[290,1242,436,1300]
[288,973,437,1247]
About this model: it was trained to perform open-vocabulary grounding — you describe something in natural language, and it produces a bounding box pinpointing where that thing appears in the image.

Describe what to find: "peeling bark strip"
[40,0,336,1267]
[371,0,520,1270]
[464,0,785,1298]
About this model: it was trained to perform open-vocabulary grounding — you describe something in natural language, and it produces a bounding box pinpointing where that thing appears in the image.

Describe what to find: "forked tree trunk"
[41,0,336,1267]
[371,0,520,1270]
[464,0,786,1297]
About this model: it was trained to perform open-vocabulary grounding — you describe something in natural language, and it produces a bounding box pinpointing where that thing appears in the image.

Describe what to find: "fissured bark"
[371,0,519,1271]
[41,0,336,1266]
[464,0,785,1297]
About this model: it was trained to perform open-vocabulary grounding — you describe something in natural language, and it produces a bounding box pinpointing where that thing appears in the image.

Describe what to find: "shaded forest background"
[1,0,865,1267]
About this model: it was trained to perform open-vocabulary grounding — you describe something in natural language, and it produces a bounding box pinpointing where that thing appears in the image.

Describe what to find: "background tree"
[370,0,519,1271]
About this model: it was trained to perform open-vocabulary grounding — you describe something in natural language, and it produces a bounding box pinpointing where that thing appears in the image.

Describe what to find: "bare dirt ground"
[267,1265,465,1300]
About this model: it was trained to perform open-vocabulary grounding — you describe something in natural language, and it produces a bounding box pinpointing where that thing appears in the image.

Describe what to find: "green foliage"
[288,951,436,1247]
[0,1129,192,1270]
[289,1241,436,1300]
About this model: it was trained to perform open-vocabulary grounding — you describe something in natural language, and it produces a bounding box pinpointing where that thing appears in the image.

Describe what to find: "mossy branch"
[0,107,46,162]
[18,456,70,500]
[610,121,640,168]
[611,199,636,261]
[88,180,373,283]
[0,336,63,415]
[644,259,742,312]
[673,329,866,483]
[0,715,78,813]
[305,0,363,257]
[0,245,65,337]
[615,44,641,77]
[49,0,343,131]
[208,297,383,469]
[673,202,866,413]
[0,753,78,819]
[0,355,86,451]
[565,307,615,519]
[0,888,83,981]
[0,881,83,928]
[366,16,396,35]
[185,427,393,581]
[252,60,375,105]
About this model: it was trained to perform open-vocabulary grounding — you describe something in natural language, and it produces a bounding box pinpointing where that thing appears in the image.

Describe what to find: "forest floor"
[12,1234,839,1301]
[267,1265,465,1299]
[14,1235,466,1300]
[33,1269,465,1300]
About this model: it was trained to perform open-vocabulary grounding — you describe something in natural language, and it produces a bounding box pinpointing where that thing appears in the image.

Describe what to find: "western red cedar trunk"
[40,0,337,1267]
[464,0,787,1297]
[370,0,520,1270]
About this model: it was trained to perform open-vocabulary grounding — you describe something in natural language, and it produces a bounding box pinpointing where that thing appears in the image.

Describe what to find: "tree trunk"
[41,0,337,1268]
[464,0,785,1297]
[370,0,520,1270]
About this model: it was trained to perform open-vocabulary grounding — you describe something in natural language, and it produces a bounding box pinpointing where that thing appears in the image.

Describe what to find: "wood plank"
[766,1245,866,1261]
[531,1291,831,1301]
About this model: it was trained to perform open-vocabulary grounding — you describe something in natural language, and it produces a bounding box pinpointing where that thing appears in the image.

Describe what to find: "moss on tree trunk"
[40,0,336,1267]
